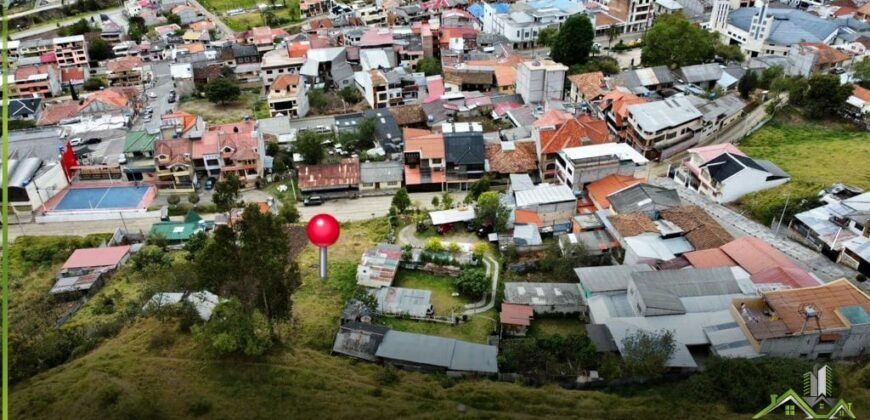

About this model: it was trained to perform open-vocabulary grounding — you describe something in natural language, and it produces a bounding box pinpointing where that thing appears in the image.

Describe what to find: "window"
[784,405,795,416]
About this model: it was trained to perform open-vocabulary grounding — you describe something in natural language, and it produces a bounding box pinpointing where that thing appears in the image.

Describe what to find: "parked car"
[148,92,157,99]
[145,106,153,113]
[831,67,846,75]
[118,154,127,164]
[69,137,83,146]
[477,225,494,238]
[85,138,101,145]
[304,195,324,206]
[204,177,217,190]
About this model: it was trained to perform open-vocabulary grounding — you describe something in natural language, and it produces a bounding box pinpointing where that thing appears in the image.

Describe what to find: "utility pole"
[774,192,790,237]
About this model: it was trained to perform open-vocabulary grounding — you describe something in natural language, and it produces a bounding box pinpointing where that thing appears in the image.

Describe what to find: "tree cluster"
[205,78,241,105]
[642,14,743,68]
[550,15,595,68]
[474,191,509,231]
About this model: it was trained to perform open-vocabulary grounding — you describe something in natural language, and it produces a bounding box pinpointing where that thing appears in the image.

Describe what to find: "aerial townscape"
[3,0,870,417]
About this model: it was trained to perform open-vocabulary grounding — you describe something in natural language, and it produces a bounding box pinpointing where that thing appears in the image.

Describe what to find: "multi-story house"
[239,26,289,55]
[16,35,89,69]
[482,0,585,49]
[731,279,870,360]
[555,143,648,194]
[260,47,306,91]
[589,0,654,33]
[354,69,404,109]
[403,129,446,189]
[674,144,790,203]
[516,59,568,104]
[514,183,578,234]
[105,56,145,87]
[267,74,309,118]
[12,64,62,98]
[534,112,610,182]
[153,138,196,190]
[443,123,486,185]
[198,120,265,186]
[597,90,647,140]
[625,96,703,161]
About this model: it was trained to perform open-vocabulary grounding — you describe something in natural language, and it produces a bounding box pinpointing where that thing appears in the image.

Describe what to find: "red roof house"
[62,245,132,271]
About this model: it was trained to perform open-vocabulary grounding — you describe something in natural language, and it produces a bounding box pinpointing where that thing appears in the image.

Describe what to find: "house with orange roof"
[586,174,644,211]
[846,85,870,113]
[567,72,608,105]
[267,74,309,118]
[789,43,851,75]
[105,56,144,86]
[240,26,289,54]
[598,89,647,141]
[11,63,62,98]
[731,279,870,359]
[535,114,613,181]
[36,87,136,126]
[403,130,446,188]
[160,111,205,141]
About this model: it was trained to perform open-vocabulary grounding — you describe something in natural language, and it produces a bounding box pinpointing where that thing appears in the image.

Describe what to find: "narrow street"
[652,177,858,282]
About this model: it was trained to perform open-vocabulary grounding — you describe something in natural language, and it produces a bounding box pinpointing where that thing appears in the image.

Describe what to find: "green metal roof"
[124,131,158,154]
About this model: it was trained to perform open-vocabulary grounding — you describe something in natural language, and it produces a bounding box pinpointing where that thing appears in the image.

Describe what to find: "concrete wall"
[760,324,870,359]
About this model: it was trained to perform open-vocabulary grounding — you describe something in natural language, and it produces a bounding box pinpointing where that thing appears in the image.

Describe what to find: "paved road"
[7,216,160,243]
[653,177,858,282]
[11,7,123,40]
[298,192,468,222]
[138,62,176,133]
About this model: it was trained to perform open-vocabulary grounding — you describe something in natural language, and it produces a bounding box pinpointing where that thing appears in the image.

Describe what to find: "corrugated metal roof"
[372,287,432,317]
[374,330,498,373]
[504,282,582,306]
[430,208,476,225]
[575,264,654,294]
[515,184,575,208]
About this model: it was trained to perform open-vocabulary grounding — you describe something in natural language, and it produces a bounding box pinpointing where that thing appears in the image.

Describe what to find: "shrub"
[424,238,445,253]
[861,368,870,388]
[96,385,122,408]
[148,329,176,351]
[187,192,200,205]
[167,194,181,207]
[472,243,489,260]
[447,242,462,255]
[376,366,400,386]
[455,269,488,299]
[187,399,212,417]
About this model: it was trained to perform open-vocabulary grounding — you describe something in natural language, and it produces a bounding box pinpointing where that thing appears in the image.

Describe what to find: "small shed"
[371,287,434,318]
[429,207,476,226]
[500,303,534,336]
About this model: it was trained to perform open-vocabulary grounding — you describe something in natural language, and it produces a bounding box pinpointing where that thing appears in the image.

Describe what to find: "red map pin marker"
[307,214,340,279]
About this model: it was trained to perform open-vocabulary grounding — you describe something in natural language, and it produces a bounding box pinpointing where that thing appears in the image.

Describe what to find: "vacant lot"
[529,318,587,338]
[740,119,870,189]
[224,8,302,32]
[393,270,468,315]
[737,117,870,223]
[178,92,267,124]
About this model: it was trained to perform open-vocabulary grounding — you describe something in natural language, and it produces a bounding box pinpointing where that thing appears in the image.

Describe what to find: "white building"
[516,59,568,104]
[482,0,586,49]
[625,96,703,161]
[709,0,848,58]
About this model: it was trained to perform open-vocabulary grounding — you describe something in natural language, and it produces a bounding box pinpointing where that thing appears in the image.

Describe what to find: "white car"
[118,154,127,164]
[69,137,83,146]
[148,92,157,99]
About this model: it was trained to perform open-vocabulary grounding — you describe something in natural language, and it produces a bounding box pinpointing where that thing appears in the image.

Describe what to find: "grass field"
[11,223,870,419]
[529,318,587,338]
[224,8,302,32]
[178,91,265,124]
[737,116,870,223]
[393,270,468,314]
[740,118,870,189]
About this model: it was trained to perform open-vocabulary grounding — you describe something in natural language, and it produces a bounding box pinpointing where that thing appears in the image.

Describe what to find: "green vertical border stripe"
[1,0,9,417]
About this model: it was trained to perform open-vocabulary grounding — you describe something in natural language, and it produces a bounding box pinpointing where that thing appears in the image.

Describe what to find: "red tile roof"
[540,115,611,155]
[533,109,572,128]
[798,42,850,65]
[485,140,537,174]
[162,112,199,134]
[404,133,444,159]
[751,266,820,289]
[106,56,144,72]
[62,245,131,269]
[37,101,79,125]
[61,67,85,84]
[272,74,300,91]
[567,71,607,100]
[500,303,534,327]
[515,209,543,227]
[720,236,798,275]
[587,175,643,210]
[852,85,870,103]
[683,248,737,269]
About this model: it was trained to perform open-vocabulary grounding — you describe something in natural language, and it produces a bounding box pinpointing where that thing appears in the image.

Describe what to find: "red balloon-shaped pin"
[307,214,340,278]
